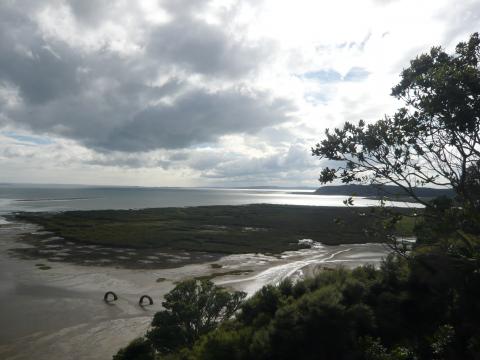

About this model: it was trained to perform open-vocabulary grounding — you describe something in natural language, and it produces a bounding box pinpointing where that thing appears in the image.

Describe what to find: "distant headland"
[313,184,454,198]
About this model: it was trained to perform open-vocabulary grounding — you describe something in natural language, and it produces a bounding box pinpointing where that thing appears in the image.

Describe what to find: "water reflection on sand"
[0,221,389,360]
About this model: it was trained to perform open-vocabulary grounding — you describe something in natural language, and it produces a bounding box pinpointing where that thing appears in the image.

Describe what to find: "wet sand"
[0,220,389,360]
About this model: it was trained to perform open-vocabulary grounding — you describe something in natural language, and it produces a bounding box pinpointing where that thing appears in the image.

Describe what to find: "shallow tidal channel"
[0,219,389,360]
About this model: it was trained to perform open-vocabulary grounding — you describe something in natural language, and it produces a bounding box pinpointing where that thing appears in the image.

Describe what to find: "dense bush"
[113,338,155,360]
[114,233,480,359]
[183,245,480,359]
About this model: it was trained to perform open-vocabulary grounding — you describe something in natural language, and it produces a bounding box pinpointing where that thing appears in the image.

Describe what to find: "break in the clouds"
[0,0,478,186]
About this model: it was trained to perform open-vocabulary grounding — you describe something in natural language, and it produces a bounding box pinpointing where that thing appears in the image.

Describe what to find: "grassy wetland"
[14,204,416,257]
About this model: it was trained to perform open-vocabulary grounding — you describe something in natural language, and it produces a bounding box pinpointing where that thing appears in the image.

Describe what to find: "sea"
[0,184,398,359]
[0,183,417,218]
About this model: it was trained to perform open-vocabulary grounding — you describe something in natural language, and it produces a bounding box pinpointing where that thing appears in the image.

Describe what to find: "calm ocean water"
[0,184,415,216]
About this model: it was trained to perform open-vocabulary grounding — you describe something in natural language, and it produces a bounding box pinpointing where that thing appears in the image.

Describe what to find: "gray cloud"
[160,0,211,17]
[0,4,82,105]
[147,16,272,78]
[66,0,119,26]
[6,78,293,152]
[97,89,294,151]
[185,143,316,179]
[0,0,291,153]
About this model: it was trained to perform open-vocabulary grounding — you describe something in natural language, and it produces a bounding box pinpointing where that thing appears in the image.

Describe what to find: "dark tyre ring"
[139,295,153,306]
[104,291,118,302]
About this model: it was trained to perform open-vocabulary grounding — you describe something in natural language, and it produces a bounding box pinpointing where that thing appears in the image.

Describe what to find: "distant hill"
[315,184,454,198]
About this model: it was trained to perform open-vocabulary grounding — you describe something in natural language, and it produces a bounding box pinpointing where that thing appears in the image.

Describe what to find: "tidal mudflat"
[0,209,392,360]
[12,204,414,260]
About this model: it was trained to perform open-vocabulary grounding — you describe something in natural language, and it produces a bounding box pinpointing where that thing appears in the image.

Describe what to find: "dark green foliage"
[15,205,409,255]
[116,242,480,359]
[266,286,369,360]
[113,338,155,360]
[464,161,480,209]
[145,280,246,355]
[183,247,480,360]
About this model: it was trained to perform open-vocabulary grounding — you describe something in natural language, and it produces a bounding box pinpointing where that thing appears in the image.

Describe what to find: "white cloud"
[0,0,477,186]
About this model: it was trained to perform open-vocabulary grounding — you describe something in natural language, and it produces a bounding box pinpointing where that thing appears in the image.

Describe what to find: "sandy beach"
[0,219,389,360]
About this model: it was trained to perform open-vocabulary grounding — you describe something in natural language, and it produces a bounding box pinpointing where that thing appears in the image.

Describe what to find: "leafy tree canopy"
[146,279,246,355]
[312,33,480,209]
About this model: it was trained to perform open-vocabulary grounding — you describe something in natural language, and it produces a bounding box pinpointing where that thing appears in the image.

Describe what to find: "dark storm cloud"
[0,3,82,105]
[0,0,290,154]
[101,90,293,151]
[7,76,293,152]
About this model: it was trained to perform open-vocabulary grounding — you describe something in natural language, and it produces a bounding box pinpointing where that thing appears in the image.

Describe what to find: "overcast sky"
[0,0,478,187]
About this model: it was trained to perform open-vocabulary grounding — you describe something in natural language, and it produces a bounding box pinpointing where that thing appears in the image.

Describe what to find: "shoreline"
[10,204,414,268]
[0,218,390,360]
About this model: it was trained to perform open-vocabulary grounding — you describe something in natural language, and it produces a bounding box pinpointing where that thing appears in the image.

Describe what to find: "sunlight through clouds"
[0,0,477,186]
